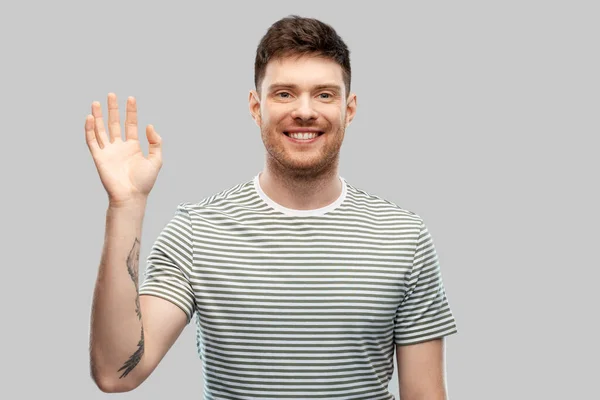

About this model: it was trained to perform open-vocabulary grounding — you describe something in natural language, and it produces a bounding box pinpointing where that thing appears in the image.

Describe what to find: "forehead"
[261,54,344,90]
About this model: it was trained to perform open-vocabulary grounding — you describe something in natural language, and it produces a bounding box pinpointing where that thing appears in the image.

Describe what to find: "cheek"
[265,109,289,130]
[260,107,277,125]
[324,111,344,127]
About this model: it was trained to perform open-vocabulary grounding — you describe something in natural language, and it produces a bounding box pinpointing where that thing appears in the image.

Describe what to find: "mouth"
[283,131,325,141]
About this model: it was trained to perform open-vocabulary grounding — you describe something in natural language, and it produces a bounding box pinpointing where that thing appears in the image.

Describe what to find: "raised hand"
[85,93,163,207]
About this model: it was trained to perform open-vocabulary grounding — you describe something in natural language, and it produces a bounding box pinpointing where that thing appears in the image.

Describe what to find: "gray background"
[0,0,597,398]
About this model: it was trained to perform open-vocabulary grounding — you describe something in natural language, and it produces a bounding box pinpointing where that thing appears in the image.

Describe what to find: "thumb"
[146,124,162,166]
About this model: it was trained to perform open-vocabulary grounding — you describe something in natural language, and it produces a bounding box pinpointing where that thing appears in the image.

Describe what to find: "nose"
[290,95,318,122]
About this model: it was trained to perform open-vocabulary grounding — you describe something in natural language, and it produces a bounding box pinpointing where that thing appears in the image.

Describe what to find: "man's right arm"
[89,202,187,393]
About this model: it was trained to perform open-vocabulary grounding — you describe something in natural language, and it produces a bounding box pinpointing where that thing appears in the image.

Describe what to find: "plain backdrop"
[0,0,598,399]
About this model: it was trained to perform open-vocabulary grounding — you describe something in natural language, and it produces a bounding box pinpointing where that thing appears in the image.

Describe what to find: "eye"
[276,92,291,98]
[319,93,333,99]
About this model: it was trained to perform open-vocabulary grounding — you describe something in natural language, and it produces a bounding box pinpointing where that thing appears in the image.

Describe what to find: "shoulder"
[178,177,256,215]
[343,180,423,224]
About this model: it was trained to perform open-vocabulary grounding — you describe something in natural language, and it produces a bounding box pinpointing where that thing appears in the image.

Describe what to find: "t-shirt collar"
[253,172,347,217]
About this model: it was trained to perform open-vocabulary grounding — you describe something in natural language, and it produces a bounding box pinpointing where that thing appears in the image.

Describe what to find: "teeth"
[289,132,319,140]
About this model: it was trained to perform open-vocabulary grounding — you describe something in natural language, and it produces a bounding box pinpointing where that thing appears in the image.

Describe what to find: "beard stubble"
[260,123,346,181]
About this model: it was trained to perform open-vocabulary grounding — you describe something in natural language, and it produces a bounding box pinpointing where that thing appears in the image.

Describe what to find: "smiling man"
[88,15,458,400]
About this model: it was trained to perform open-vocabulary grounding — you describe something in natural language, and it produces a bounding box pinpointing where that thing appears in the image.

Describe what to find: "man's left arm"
[394,218,457,399]
[396,338,448,400]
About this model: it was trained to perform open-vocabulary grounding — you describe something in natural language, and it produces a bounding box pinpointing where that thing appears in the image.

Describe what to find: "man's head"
[249,15,357,179]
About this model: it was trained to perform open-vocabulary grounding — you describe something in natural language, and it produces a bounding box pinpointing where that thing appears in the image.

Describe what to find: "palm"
[85,94,163,205]
[95,140,159,200]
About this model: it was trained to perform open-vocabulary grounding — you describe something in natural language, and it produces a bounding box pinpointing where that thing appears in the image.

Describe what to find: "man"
[87,15,458,400]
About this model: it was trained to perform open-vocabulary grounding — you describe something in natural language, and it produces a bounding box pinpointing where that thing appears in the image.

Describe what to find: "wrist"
[108,196,148,211]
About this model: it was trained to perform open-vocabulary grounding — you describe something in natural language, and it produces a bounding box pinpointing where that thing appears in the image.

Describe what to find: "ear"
[248,90,262,127]
[345,92,357,128]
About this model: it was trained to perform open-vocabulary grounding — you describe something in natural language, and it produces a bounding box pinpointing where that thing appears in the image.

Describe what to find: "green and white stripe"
[140,173,458,400]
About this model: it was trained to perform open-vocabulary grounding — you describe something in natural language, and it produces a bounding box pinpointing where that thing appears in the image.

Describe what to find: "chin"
[280,156,337,176]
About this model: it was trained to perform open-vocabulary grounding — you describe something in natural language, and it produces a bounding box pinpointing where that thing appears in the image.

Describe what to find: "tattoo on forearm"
[118,237,144,378]
[118,327,144,378]
[126,237,142,320]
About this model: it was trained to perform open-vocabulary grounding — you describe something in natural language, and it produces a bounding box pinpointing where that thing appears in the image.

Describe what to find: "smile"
[283,131,324,141]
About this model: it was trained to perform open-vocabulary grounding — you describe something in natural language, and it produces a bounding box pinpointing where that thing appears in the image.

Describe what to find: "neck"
[260,159,342,210]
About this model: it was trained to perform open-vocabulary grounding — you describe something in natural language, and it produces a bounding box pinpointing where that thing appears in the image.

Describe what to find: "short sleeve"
[394,219,458,345]
[139,203,196,324]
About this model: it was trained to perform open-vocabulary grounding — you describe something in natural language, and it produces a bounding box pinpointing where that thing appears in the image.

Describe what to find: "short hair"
[254,15,351,97]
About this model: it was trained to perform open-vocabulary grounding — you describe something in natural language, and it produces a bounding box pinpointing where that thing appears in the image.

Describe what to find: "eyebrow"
[267,82,343,93]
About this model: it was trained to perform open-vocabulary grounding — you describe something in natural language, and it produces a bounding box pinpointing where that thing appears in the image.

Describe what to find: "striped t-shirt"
[139,173,458,400]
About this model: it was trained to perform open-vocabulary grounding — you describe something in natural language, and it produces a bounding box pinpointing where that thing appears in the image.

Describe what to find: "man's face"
[249,54,357,178]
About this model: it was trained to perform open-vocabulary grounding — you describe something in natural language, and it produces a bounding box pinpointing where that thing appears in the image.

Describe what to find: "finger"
[91,101,109,148]
[84,114,101,155]
[125,96,139,141]
[146,124,162,167]
[107,93,122,143]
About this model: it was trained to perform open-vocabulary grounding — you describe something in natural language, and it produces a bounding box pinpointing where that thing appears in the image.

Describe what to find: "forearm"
[89,200,148,392]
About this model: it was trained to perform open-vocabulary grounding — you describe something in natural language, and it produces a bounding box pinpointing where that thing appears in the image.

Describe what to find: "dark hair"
[254,15,351,97]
